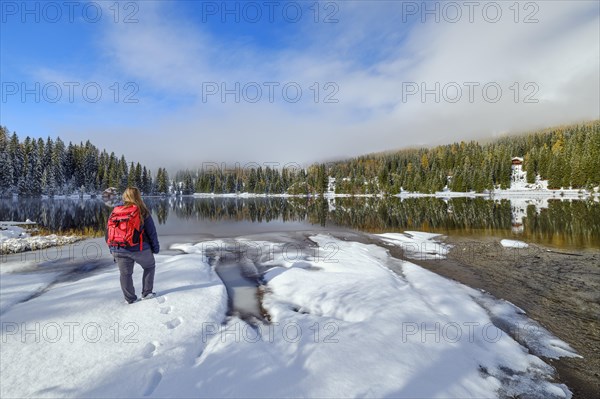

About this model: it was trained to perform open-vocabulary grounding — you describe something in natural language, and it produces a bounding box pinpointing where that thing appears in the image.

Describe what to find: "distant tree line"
[173,164,329,196]
[0,126,170,197]
[174,121,599,194]
[330,121,599,193]
[2,121,598,197]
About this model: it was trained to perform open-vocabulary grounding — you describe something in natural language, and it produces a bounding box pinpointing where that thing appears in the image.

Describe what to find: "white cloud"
[55,0,599,171]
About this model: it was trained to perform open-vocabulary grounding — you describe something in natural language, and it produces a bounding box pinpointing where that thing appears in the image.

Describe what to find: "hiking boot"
[142,292,156,300]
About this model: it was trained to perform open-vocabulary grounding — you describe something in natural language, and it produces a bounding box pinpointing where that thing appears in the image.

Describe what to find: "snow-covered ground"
[192,192,384,198]
[1,249,228,398]
[377,231,451,260]
[191,189,599,199]
[491,188,591,198]
[500,239,529,249]
[193,192,294,198]
[395,189,596,199]
[1,222,82,255]
[0,232,579,398]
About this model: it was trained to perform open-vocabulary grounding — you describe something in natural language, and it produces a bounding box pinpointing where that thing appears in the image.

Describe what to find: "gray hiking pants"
[114,249,156,303]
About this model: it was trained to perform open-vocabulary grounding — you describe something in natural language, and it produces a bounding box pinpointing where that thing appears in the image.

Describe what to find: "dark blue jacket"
[108,205,160,254]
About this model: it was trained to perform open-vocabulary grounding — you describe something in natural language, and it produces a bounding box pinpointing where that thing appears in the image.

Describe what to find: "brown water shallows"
[407,237,600,399]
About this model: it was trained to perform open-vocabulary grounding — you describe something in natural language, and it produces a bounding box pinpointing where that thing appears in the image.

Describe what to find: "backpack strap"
[128,204,144,251]
[139,215,145,251]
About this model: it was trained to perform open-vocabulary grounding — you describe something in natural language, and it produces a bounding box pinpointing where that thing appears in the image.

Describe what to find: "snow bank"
[399,262,573,398]
[0,234,83,254]
[156,234,575,398]
[500,239,529,249]
[473,293,580,360]
[377,231,450,259]
[0,252,228,398]
[0,223,29,240]
[492,188,590,198]
[1,233,578,398]
[1,222,82,255]
[192,192,294,198]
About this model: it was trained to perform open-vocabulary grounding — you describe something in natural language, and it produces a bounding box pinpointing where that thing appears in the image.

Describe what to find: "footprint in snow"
[143,342,158,359]
[156,296,166,304]
[143,369,163,396]
[159,306,172,314]
[165,318,182,329]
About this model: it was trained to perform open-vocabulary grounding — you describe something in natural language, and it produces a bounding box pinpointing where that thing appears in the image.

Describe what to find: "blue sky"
[1,1,599,171]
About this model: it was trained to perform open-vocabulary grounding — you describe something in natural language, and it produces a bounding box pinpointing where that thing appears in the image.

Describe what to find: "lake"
[1,195,599,249]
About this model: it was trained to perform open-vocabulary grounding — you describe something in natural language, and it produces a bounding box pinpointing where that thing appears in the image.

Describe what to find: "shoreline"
[4,190,598,201]
[190,189,599,199]
[410,235,600,399]
[1,222,85,256]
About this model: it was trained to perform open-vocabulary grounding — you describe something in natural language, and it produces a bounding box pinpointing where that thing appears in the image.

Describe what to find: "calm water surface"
[1,196,599,249]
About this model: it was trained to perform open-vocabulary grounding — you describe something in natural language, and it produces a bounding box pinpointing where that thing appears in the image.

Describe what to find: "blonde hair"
[122,187,150,218]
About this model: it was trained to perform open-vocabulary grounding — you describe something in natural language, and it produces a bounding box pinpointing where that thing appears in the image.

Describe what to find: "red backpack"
[106,205,144,250]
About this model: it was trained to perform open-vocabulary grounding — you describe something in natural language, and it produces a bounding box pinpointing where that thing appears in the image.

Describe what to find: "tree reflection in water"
[1,196,598,249]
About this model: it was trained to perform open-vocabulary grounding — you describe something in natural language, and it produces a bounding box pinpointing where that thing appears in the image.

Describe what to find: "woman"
[109,187,160,304]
